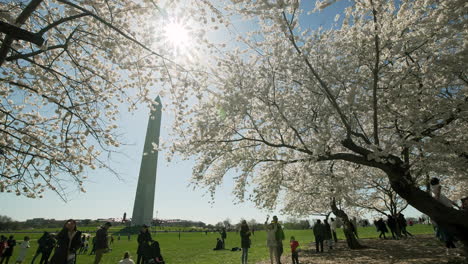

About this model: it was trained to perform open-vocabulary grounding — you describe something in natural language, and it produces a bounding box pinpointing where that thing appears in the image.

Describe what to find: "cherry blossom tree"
[171,0,468,254]
[0,0,215,199]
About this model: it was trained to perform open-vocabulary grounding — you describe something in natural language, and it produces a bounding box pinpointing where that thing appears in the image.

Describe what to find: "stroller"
[145,241,165,264]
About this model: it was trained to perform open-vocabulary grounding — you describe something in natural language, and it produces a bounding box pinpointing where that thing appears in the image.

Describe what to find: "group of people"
[430,177,468,255]
[0,220,165,264]
[0,235,30,264]
[312,218,338,253]
[374,213,412,240]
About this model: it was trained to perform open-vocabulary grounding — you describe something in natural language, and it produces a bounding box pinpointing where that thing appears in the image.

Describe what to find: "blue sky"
[1,0,422,225]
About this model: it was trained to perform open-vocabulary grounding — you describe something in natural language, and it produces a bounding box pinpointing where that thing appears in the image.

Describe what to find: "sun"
[164,21,190,51]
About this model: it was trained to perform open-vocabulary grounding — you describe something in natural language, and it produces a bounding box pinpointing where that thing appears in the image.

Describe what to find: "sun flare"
[164,21,190,50]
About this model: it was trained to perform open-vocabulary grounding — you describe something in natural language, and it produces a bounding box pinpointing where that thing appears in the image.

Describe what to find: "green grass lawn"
[1,224,435,264]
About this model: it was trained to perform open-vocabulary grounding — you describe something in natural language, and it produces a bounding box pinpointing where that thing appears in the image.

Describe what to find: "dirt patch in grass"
[257,235,465,264]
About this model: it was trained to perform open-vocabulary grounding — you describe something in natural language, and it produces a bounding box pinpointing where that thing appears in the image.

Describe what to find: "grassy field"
[0,224,435,264]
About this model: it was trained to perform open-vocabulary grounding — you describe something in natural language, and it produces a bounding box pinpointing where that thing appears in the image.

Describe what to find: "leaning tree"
[170,0,468,254]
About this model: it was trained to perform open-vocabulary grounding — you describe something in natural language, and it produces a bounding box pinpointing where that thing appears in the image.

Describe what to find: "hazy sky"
[1,1,422,225]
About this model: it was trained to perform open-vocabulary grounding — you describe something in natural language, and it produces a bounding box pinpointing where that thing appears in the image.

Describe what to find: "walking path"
[258,235,465,264]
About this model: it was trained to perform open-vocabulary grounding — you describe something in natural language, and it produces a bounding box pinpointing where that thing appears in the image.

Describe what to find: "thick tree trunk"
[330,198,365,249]
[386,166,468,260]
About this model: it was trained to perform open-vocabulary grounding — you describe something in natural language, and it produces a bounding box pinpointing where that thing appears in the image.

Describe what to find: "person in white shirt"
[430,178,458,208]
[265,216,279,264]
[330,218,338,243]
[15,236,30,264]
[118,252,135,264]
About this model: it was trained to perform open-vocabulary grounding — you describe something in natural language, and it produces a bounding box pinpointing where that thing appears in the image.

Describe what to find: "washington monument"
[132,96,162,226]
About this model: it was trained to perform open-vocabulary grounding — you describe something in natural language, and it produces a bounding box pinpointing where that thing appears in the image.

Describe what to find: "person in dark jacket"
[239,220,251,264]
[397,213,413,238]
[93,222,111,264]
[137,225,152,264]
[220,228,227,249]
[39,234,55,264]
[49,219,82,264]
[324,219,333,250]
[31,232,48,264]
[376,218,388,239]
[0,235,15,264]
[213,238,223,250]
[386,215,399,239]
[313,220,326,253]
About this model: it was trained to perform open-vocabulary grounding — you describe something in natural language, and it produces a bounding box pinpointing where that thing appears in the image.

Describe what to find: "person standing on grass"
[397,213,413,238]
[31,232,50,263]
[330,218,338,243]
[324,219,333,250]
[39,234,55,264]
[376,218,388,239]
[240,220,251,264]
[49,220,82,264]
[0,236,7,260]
[93,222,112,264]
[386,215,399,239]
[220,228,227,249]
[289,236,300,264]
[14,237,30,264]
[137,225,152,264]
[89,236,96,255]
[0,235,16,264]
[272,216,284,263]
[313,220,325,253]
[265,216,279,264]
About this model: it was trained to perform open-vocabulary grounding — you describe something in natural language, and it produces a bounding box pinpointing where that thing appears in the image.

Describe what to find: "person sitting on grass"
[118,252,135,264]
[213,238,223,250]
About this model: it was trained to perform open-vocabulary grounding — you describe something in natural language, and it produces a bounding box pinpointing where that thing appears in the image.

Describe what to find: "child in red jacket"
[290,236,300,264]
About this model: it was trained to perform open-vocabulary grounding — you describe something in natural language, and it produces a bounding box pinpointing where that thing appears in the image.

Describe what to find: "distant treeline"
[1,215,312,232]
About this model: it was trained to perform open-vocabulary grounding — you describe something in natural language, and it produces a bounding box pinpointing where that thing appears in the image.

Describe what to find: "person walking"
[324,219,333,250]
[397,213,413,238]
[330,218,338,243]
[118,252,135,264]
[49,219,82,264]
[137,225,152,264]
[31,232,49,264]
[78,235,86,254]
[376,218,388,239]
[93,222,112,264]
[265,216,279,264]
[386,215,399,239]
[313,220,325,253]
[289,236,300,264]
[89,236,96,255]
[15,237,30,264]
[240,220,251,264]
[39,234,55,264]
[80,237,89,255]
[0,235,16,264]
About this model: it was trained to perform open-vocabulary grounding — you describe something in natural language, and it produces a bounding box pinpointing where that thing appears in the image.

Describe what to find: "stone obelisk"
[132,96,162,226]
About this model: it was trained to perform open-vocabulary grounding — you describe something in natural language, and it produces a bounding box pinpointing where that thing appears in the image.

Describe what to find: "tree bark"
[331,198,365,249]
[385,166,468,260]
[0,21,44,46]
